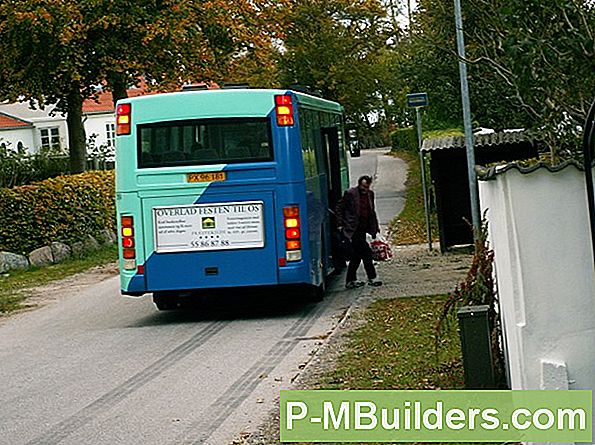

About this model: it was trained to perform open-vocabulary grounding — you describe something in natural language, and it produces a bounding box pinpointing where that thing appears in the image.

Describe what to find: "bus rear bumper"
[119,256,313,294]
[278,262,310,285]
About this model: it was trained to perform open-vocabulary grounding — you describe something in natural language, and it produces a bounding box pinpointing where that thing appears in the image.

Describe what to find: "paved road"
[0,150,407,445]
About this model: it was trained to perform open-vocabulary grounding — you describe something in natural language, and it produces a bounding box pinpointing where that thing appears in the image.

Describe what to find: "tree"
[278,0,392,145]
[0,0,279,173]
[222,1,292,87]
[464,0,595,153]
[405,0,595,155]
[396,0,530,132]
[0,1,91,173]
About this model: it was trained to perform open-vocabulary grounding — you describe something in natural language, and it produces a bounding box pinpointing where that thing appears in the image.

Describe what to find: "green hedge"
[391,127,418,152]
[0,171,115,255]
[0,144,71,188]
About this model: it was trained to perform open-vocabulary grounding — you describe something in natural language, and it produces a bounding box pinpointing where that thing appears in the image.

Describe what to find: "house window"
[106,123,116,147]
[40,127,60,150]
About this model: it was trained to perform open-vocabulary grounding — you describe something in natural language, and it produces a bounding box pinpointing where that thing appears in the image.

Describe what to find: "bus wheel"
[153,292,180,311]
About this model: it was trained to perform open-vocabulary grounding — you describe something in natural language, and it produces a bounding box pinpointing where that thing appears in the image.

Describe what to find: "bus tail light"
[121,215,136,269]
[275,95,294,126]
[116,103,131,135]
[283,206,302,262]
[286,240,301,250]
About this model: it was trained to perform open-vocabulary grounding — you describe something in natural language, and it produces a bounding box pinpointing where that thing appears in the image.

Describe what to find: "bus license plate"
[187,172,227,183]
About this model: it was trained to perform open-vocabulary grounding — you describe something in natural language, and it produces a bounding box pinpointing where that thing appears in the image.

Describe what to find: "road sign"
[406,92,429,108]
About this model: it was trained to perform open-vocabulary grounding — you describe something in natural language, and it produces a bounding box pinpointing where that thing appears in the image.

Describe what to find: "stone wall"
[0,229,116,274]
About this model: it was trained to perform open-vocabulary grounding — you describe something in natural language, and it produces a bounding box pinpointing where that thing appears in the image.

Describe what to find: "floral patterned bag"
[370,237,393,261]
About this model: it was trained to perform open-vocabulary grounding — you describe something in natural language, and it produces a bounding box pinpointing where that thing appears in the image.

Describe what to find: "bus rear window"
[137,118,273,168]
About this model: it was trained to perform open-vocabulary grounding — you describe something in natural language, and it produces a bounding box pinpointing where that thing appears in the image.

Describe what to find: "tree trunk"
[66,82,86,174]
[109,73,128,106]
[407,0,412,39]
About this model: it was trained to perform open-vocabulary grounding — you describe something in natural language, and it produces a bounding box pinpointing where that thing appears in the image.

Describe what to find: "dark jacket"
[335,186,380,239]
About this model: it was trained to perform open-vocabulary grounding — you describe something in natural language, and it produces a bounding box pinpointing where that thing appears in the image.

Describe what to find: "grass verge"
[0,243,118,314]
[319,295,463,391]
[388,150,438,246]
[295,296,503,445]
[289,296,465,445]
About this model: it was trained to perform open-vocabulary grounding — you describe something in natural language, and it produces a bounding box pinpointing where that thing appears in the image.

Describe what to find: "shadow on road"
[129,274,343,327]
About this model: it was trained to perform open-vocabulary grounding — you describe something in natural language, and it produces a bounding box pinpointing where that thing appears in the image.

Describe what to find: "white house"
[0,86,147,154]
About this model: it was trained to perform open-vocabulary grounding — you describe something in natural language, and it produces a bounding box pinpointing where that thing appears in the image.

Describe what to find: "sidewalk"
[373,244,472,299]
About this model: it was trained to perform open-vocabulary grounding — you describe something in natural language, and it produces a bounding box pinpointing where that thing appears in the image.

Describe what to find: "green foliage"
[278,0,391,145]
[407,0,594,155]
[423,127,464,139]
[0,143,69,188]
[0,1,281,172]
[466,0,595,150]
[86,133,115,170]
[0,171,115,255]
[390,127,418,151]
[398,0,530,132]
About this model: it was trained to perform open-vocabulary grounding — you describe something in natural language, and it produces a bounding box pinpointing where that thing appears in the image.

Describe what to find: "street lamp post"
[453,0,480,234]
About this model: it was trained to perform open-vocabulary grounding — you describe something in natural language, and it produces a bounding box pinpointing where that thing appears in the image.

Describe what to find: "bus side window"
[300,109,317,178]
[313,111,326,175]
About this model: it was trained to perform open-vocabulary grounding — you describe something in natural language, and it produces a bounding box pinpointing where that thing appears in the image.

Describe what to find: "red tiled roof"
[82,81,215,114]
[83,87,149,114]
[0,113,32,129]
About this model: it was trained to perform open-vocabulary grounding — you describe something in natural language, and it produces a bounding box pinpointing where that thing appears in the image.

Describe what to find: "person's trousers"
[346,230,377,282]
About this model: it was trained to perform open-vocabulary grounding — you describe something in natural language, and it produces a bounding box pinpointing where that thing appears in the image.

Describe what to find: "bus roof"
[119,88,343,123]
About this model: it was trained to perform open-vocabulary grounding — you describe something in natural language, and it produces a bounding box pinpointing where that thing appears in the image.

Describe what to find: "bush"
[391,127,418,152]
[0,171,115,255]
[0,143,70,188]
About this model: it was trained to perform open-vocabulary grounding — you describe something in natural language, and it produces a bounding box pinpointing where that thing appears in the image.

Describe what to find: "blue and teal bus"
[115,88,350,309]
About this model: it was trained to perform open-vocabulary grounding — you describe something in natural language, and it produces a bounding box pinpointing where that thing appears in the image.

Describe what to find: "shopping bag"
[370,237,393,261]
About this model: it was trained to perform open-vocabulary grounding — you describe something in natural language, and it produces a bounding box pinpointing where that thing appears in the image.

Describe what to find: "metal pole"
[582,99,595,270]
[417,107,432,250]
[453,0,480,233]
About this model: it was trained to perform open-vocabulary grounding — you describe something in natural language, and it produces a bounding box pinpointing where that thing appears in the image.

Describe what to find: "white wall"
[0,127,36,151]
[84,112,115,148]
[479,165,595,444]
[0,113,115,155]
